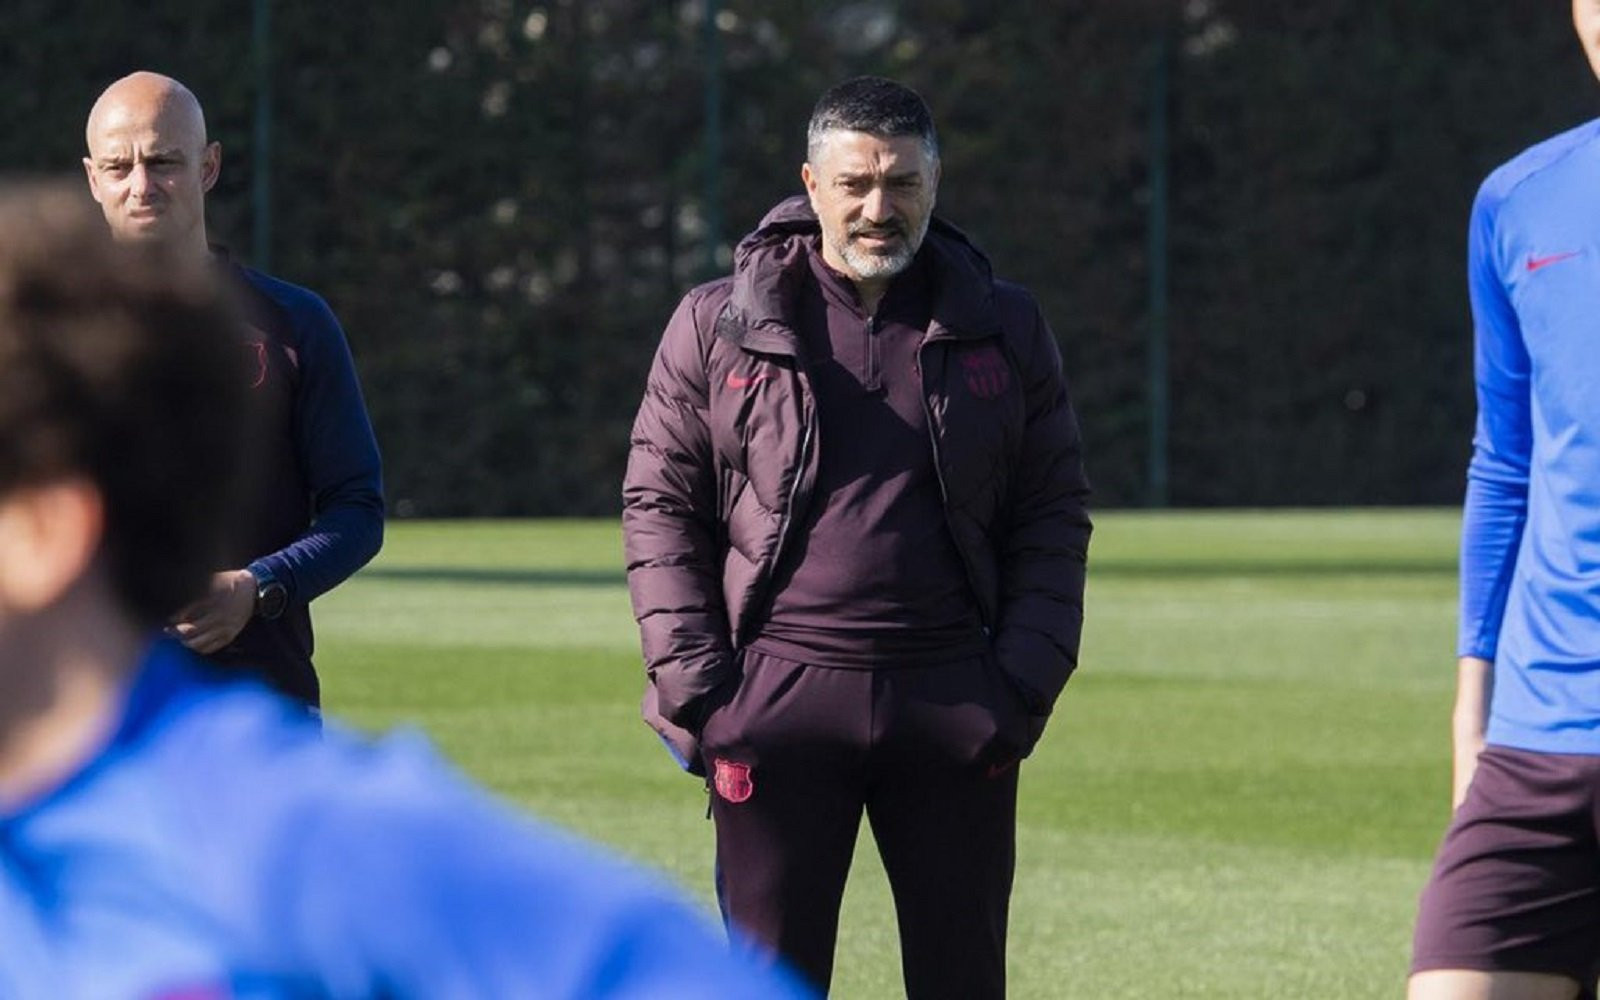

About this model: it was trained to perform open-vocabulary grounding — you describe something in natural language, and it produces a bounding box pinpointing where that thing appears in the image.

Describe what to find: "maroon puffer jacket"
[623,196,1091,770]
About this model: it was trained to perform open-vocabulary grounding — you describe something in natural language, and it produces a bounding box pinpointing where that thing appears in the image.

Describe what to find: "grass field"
[313,509,1460,999]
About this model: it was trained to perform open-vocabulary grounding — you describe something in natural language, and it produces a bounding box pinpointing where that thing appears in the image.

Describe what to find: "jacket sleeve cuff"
[993,629,1073,715]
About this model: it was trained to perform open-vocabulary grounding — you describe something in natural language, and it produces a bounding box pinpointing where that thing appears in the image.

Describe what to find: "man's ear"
[801,161,820,211]
[199,141,222,194]
[83,157,102,203]
[0,481,104,614]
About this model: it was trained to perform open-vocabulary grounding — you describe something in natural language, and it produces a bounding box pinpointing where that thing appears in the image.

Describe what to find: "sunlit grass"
[315,511,1457,998]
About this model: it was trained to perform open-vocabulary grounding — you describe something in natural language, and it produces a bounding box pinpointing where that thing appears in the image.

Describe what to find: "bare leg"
[1408,970,1582,1000]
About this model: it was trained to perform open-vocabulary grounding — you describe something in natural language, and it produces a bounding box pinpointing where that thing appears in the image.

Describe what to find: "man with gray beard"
[624,76,1091,998]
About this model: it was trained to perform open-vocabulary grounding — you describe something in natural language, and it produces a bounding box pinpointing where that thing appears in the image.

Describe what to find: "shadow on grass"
[361,558,1453,588]
[360,566,623,587]
[1092,558,1453,578]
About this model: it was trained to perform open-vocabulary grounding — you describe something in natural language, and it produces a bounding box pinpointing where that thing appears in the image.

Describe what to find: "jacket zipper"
[737,365,816,646]
[917,335,995,635]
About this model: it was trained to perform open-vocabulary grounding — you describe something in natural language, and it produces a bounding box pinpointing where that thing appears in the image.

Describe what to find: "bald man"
[83,72,383,708]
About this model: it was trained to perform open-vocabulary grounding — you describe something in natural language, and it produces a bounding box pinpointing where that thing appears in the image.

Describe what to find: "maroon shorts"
[1412,745,1600,989]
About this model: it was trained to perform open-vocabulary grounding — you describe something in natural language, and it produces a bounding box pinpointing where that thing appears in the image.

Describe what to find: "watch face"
[257,580,288,620]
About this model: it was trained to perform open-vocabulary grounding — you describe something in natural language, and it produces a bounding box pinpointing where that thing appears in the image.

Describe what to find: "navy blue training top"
[0,639,812,999]
[1458,118,1600,754]
[211,259,384,705]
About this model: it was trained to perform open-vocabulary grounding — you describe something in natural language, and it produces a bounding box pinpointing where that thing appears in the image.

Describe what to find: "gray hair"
[805,76,939,163]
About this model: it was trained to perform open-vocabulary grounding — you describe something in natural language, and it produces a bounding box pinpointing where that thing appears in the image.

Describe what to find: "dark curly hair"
[0,180,250,625]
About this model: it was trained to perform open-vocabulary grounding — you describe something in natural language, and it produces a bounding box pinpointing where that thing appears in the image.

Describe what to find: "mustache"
[847,220,905,239]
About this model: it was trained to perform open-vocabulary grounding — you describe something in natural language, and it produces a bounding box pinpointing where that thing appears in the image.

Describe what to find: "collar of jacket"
[713,195,1001,355]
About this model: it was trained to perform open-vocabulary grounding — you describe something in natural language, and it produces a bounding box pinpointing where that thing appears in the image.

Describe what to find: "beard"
[829,213,931,281]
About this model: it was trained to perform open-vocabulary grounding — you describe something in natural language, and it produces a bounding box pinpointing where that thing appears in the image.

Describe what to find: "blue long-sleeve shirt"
[0,640,811,999]
[1458,117,1600,754]
[216,262,384,704]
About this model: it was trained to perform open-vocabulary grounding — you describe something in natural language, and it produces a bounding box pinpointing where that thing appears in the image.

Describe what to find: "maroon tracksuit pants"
[699,648,1028,999]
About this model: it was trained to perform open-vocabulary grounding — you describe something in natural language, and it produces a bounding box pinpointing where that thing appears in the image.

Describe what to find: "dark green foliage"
[3,1,1592,512]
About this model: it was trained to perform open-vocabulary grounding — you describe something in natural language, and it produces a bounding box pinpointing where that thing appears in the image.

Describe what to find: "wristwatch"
[250,567,288,621]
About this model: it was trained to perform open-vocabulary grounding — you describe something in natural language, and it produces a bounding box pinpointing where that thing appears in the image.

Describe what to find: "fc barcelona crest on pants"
[713,758,754,803]
[960,346,1010,400]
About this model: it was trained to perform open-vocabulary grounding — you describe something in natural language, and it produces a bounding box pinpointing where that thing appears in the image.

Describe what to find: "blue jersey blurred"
[0,640,810,999]
[1459,117,1600,754]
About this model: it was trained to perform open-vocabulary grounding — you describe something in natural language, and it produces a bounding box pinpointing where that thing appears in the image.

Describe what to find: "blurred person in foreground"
[1410,4,1600,999]
[624,76,1091,998]
[83,71,382,709]
[0,182,809,999]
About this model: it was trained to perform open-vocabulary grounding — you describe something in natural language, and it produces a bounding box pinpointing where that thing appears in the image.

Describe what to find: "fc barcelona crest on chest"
[246,341,268,389]
[713,758,754,803]
[959,345,1010,400]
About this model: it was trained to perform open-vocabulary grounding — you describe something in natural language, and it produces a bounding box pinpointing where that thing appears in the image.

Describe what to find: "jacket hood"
[717,195,1001,352]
